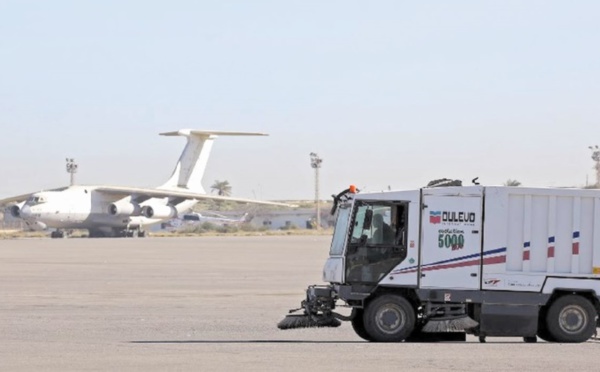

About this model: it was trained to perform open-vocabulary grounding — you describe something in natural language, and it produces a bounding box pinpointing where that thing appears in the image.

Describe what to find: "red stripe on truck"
[421,255,506,272]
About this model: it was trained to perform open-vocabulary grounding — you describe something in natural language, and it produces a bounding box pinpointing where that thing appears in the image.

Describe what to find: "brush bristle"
[277,314,341,330]
[421,316,478,333]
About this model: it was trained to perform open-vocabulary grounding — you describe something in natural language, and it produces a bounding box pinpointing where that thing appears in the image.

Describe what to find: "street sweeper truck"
[278,184,600,343]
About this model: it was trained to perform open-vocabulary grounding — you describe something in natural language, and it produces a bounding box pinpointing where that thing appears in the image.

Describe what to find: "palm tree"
[211,180,232,196]
[504,179,522,187]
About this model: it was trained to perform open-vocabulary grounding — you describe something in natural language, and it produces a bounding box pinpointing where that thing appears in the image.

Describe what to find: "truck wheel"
[537,321,555,342]
[545,295,596,343]
[351,309,373,341]
[536,307,556,342]
[363,294,415,342]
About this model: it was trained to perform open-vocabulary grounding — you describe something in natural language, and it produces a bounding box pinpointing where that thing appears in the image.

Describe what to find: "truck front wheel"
[545,295,596,343]
[363,294,415,342]
[351,309,373,341]
[536,309,556,342]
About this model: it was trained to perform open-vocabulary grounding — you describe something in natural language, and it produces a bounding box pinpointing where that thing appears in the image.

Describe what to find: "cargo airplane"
[0,129,292,238]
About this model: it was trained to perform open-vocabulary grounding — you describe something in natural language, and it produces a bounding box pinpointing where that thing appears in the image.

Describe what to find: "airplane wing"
[95,186,297,207]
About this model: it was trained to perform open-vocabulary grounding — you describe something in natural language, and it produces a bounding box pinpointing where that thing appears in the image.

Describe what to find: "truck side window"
[351,203,404,246]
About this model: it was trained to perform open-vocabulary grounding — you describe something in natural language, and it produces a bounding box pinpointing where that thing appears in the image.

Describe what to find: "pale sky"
[1,0,599,200]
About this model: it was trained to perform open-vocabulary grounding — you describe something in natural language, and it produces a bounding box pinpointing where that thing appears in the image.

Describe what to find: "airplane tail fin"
[159,129,267,192]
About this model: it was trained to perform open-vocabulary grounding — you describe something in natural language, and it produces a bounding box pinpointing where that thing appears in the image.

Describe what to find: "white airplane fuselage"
[19,185,197,234]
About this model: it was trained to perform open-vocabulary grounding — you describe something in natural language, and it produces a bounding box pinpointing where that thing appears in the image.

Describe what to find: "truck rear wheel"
[545,295,596,343]
[363,294,415,342]
[351,309,373,341]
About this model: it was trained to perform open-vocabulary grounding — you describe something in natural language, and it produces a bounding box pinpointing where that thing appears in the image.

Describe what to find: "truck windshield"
[330,204,351,256]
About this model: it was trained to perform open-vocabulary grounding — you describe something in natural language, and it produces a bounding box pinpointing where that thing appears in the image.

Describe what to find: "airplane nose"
[20,205,32,218]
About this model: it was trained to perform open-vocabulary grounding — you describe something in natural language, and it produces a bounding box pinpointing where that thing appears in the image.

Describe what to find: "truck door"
[420,195,482,289]
[345,201,409,284]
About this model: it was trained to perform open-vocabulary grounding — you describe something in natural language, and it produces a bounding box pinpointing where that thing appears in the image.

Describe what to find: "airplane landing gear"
[87,227,146,238]
[119,228,147,238]
[50,230,68,239]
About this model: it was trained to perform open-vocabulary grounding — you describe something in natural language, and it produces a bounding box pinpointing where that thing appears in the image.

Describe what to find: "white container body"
[378,186,600,292]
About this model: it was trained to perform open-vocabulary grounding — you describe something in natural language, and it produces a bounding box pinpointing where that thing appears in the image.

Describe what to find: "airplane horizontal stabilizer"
[160,129,268,137]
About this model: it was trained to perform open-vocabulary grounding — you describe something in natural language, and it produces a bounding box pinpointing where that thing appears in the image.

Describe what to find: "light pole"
[310,152,323,230]
[66,158,78,186]
[589,146,600,188]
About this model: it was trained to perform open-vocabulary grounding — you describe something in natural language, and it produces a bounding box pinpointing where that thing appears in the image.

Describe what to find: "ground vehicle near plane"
[163,212,250,231]
[282,185,600,342]
[1,130,291,238]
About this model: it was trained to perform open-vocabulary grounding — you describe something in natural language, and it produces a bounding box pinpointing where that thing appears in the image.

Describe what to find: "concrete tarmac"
[1,236,599,371]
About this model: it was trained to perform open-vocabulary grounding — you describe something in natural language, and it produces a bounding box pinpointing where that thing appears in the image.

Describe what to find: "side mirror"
[362,209,373,230]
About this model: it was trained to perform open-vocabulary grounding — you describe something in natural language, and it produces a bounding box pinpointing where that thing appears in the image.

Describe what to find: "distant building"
[161,208,335,230]
[155,204,336,232]
[249,208,334,230]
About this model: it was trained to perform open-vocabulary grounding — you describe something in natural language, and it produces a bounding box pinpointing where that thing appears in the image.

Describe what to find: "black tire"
[536,307,556,342]
[363,294,415,342]
[350,309,373,341]
[537,328,555,342]
[545,295,596,343]
[537,319,556,342]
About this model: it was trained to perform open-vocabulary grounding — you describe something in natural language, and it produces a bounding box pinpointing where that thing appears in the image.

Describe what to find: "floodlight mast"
[589,146,600,187]
[66,158,78,186]
[310,152,323,230]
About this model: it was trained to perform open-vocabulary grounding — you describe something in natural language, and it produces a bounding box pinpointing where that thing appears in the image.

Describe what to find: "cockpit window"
[26,196,46,205]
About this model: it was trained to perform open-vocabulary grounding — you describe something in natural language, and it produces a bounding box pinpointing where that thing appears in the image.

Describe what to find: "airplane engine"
[108,202,141,216]
[141,205,177,219]
[10,205,21,218]
[7,202,25,218]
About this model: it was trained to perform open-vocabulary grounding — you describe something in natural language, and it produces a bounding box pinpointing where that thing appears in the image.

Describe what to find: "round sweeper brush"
[277,314,341,330]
